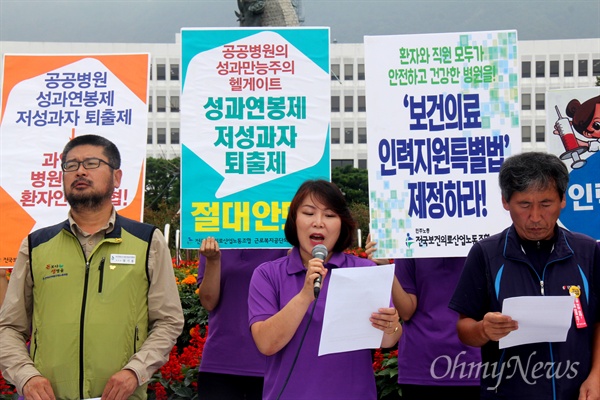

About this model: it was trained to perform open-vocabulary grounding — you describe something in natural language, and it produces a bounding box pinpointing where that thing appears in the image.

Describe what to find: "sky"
[0,0,599,44]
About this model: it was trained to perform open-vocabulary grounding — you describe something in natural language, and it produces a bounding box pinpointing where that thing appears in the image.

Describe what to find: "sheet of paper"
[318,264,394,356]
[499,296,575,349]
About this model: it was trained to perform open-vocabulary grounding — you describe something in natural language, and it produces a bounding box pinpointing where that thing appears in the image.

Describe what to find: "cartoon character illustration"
[553,94,600,169]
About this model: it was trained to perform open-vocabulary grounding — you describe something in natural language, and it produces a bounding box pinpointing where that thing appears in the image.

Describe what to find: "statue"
[236,0,302,27]
[235,0,266,27]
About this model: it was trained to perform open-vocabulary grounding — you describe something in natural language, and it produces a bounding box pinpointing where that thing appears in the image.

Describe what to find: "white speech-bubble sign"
[181,31,329,198]
[1,57,147,231]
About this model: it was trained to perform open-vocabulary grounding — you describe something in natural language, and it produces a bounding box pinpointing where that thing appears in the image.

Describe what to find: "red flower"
[0,370,17,396]
[159,346,184,382]
[148,324,207,397]
[148,382,167,400]
[178,325,206,367]
[372,348,384,371]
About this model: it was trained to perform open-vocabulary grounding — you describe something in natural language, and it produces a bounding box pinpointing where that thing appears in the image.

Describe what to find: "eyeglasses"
[61,158,117,172]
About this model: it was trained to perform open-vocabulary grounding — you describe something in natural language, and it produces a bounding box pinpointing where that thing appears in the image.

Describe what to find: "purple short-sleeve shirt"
[198,248,289,376]
[249,247,379,400]
[395,257,480,386]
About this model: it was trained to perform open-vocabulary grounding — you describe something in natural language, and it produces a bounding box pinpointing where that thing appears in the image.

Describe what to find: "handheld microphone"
[311,244,328,298]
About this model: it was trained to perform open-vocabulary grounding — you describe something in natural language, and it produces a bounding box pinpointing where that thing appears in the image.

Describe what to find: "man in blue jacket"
[449,151,600,400]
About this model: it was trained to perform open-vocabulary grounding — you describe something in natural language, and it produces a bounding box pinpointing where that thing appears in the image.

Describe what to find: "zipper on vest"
[98,257,105,293]
[134,326,139,353]
[540,280,545,295]
[32,329,38,361]
[79,259,91,399]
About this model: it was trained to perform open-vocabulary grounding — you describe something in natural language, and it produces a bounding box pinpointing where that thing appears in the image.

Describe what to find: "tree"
[144,200,180,248]
[332,165,369,205]
[144,157,180,210]
[144,157,181,248]
[349,201,370,248]
[331,166,371,247]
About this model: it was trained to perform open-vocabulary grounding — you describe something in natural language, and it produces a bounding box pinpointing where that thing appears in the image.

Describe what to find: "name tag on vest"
[110,254,136,265]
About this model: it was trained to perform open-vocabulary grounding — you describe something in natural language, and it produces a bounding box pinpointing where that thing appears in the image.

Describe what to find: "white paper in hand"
[318,264,394,356]
[499,296,575,349]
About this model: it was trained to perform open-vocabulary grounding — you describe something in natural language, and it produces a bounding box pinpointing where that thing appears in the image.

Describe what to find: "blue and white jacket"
[450,225,600,400]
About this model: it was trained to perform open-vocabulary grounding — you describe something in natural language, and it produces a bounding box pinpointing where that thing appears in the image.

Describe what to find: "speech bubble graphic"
[181,31,329,198]
[0,57,147,232]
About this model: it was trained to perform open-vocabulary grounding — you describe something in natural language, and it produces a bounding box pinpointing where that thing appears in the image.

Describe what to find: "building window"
[564,60,574,77]
[535,93,545,110]
[522,126,531,142]
[550,61,559,77]
[344,64,353,80]
[358,127,367,144]
[157,128,166,144]
[331,64,340,81]
[522,94,531,110]
[157,96,166,112]
[344,96,353,112]
[331,127,340,144]
[157,64,166,81]
[331,96,340,112]
[521,61,531,78]
[171,128,180,144]
[358,159,367,169]
[535,126,545,142]
[593,59,600,76]
[579,59,588,77]
[149,64,153,80]
[358,64,365,80]
[358,96,366,112]
[170,96,180,112]
[331,160,353,169]
[148,96,153,112]
[344,128,354,144]
[147,128,153,144]
[170,64,179,80]
[535,61,545,78]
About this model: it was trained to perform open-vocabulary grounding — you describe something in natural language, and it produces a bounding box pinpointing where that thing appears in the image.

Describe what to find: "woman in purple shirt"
[248,180,402,400]
[393,257,480,399]
[197,239,289,400]
[367,237,480,400]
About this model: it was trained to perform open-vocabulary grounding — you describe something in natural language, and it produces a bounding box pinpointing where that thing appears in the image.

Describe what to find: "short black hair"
[284,179,356,252]
[499,152,569,202]
[61,134,121,169]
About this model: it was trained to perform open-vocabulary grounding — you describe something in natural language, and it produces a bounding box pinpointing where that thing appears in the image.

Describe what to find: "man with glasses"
[0,134,184,400]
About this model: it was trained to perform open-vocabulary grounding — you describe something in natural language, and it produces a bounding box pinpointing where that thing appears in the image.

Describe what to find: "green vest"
[29,216,154,399]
